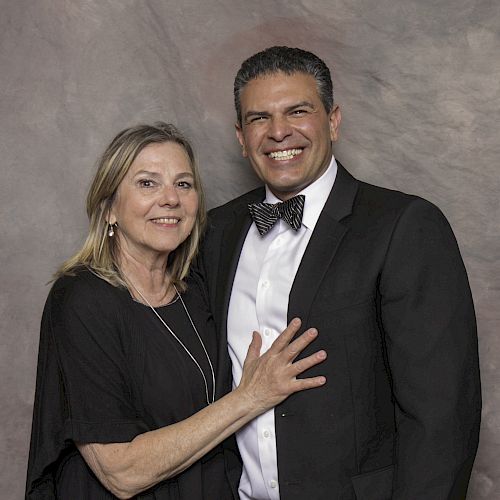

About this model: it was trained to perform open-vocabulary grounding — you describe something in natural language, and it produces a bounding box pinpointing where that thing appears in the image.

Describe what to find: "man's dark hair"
[234,46,334,124]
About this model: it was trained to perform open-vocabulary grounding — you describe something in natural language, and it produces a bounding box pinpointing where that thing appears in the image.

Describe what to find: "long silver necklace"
[128,279,216,406]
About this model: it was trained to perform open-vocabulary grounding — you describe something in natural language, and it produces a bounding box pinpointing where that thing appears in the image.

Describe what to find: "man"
[199,46,481,499]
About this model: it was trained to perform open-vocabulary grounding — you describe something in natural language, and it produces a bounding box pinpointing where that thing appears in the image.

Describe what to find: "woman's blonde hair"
[57,122,206,291]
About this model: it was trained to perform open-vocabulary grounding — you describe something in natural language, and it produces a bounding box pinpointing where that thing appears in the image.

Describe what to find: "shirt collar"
[265,154,338,231]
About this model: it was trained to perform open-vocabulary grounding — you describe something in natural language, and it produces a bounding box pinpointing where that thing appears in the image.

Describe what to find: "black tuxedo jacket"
[199,164,481,500]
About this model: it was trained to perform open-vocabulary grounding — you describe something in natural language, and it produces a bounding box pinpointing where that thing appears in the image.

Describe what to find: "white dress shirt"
[227,156,338,500]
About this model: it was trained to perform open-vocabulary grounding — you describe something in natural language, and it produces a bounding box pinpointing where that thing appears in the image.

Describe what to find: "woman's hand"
[236,318,327,416]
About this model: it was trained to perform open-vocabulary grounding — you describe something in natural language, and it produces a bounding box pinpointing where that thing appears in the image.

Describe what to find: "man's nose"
[159,185,180,206]
[267,115,292,142]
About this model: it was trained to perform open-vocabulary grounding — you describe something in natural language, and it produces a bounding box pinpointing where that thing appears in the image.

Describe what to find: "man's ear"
[329,106,342,142]
[235,123,248,158]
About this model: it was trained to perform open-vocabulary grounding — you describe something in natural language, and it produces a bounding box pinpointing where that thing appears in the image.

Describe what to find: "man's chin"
[267,183,304,201]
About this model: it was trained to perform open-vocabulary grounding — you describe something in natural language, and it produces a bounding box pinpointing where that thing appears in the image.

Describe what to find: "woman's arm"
[77,318,326,499]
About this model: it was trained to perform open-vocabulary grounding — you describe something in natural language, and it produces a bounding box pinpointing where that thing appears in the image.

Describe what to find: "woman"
[26,122,326,499]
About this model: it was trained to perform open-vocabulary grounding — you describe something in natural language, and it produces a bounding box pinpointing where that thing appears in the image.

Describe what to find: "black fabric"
[26,269,233,499]
[200,163,481,499]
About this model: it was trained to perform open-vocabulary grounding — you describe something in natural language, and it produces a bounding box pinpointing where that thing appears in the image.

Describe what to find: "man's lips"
[266,148,304,161]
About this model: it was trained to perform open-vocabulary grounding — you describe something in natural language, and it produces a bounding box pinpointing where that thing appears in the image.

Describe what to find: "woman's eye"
[177,181,193,189]
[138,179,155,188]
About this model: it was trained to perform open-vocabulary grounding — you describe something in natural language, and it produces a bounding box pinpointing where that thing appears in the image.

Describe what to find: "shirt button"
[264,328,271,337]
[263,429,271,438]
[261,280,270,289]
[269,479,278,489]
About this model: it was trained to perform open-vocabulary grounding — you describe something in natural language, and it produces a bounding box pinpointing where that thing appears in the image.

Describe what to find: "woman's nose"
[159,185,180,206]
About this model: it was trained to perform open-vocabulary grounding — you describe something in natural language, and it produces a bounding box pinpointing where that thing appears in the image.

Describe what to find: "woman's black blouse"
[26,269,233,499]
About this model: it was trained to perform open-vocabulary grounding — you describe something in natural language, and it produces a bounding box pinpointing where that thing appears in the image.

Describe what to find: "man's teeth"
[268,148,303,161]
[152,218,179,224]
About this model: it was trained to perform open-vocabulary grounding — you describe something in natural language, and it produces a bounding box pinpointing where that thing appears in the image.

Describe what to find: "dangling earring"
[108,223,116,237]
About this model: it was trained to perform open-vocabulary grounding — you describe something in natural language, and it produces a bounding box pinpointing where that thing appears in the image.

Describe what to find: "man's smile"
[267,148,304,161]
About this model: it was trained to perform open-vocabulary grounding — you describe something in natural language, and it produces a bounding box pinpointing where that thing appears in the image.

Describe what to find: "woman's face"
[109,141,198,265]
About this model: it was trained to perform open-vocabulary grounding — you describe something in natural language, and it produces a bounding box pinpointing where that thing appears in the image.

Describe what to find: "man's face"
[236,71,341,200]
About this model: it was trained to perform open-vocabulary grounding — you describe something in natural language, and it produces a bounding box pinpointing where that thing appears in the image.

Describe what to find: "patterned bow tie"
[248,194,305,236]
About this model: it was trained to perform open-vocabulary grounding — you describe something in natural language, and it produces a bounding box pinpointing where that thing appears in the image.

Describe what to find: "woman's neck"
[117,249,174,307]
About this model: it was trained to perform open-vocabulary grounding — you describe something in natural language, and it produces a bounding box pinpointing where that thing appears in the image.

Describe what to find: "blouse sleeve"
[26,272,148,498]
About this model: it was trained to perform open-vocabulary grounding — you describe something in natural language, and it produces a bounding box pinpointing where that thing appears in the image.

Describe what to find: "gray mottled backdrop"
[1,0,499,498]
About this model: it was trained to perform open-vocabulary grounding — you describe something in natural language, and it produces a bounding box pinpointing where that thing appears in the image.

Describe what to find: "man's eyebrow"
[244,101,317,121]
[243,110,270,121]
[285,101,316,112]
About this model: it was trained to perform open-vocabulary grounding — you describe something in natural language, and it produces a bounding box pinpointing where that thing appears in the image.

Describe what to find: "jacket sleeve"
[379,198,481,499]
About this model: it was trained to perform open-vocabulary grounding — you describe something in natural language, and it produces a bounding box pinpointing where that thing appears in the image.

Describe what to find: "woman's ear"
[103,199,117,225]
[108,212,117,225]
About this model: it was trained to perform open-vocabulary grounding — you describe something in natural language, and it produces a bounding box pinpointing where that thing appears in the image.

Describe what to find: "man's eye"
[249,116,267,123]
[292,109,307,115]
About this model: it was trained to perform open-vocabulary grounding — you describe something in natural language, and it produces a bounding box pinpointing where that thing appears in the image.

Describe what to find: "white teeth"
[152,218,179,224]
[268,148,303,161]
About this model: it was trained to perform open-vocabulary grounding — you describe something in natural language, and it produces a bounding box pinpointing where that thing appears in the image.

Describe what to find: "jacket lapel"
[213,188,265,395]
[288,163,359,324]
[215,211,253,333]
[213,188,264,398]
